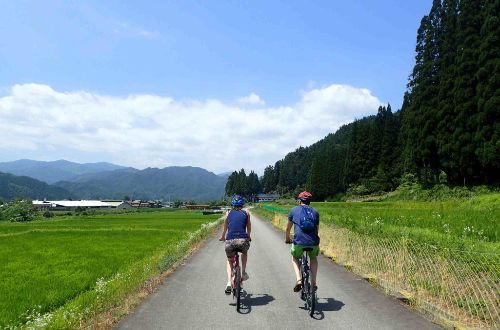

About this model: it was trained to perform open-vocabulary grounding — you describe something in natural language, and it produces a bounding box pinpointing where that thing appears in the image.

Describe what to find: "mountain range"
[0,159,126,184]
[0,160,227,202]
[54,166,226,201]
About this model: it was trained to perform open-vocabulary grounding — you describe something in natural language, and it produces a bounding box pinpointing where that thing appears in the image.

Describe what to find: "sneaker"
[243,272,249,281]
[225,282,231,294]
[293,280,302,292]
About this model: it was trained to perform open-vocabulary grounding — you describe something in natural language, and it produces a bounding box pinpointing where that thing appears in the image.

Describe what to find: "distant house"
[256,193,280,202]
[130,200,163,208]
[102,200,133,209]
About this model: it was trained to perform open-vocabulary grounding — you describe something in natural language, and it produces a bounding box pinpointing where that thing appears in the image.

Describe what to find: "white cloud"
[0,83,383,173]
[237,93,266,106]
[112,21,160,39]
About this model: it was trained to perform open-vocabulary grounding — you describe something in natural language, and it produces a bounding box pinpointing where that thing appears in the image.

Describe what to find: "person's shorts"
[225,238,250,257]
[291,244,320,259]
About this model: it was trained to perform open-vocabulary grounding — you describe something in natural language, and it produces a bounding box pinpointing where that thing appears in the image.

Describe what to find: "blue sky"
[0,1,432,173]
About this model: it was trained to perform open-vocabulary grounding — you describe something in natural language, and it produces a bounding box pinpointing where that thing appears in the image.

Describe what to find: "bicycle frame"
[231,252,242,311]
[299,249,316,316]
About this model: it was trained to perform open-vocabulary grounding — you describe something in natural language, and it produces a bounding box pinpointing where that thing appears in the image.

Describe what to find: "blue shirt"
[288,205,320,246]
[226,209,249,240]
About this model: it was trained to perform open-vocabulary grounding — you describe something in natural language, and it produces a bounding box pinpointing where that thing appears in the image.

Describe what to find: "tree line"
[225,169,261,198]
[226,0,499,200]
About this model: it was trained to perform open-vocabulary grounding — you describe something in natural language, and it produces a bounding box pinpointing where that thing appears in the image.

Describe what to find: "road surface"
[117,211,439,329]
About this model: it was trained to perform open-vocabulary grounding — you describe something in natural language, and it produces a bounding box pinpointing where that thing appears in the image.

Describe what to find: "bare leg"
[310,257,318,286]
[226,259,232,283]
[241,252,248,274]
[291,256,301,282]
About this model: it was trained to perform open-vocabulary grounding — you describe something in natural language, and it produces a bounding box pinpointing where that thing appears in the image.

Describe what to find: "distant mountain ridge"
[55,166,226,202]
[0,172,71,201]
[0,159,227,202]
[0,159,127,184]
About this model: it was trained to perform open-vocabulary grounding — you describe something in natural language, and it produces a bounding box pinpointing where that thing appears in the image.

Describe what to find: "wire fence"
[259,206,500,329]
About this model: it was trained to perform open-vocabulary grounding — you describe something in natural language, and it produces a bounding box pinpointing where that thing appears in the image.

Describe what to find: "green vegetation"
[225,169,261,197]
[0,199,40,222]
[0,210,220,328]
[255,194,499,327]
[259,193,499,252]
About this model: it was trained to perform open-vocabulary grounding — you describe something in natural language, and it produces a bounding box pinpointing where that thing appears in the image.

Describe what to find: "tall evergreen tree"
[475,0,500,182]
[261,165,276,193]
[449,0,483,184]
[246,171,261,195]
[225,171,238,196]
[437,0,459,181]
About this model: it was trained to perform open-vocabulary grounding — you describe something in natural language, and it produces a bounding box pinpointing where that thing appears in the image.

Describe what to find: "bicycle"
[230,252,243,312]
[299,247,316,317]
[286,239,316,317]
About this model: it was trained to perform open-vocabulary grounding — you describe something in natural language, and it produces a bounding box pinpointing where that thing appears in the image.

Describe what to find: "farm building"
[130,200,163,208]
[32,200,131,210]
[256,193,281,202]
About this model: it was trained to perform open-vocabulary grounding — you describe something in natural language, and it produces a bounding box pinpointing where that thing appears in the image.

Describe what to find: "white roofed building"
[32,200,130,210]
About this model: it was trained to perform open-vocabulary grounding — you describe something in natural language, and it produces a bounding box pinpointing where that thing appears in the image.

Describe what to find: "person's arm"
[285,220,293,243]
[246,211,252,241]
[285,210,293,243]
[316,212,320,235]
[219,212,229,241]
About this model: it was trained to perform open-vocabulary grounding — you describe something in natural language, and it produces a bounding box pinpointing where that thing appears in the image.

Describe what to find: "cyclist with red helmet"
[285,191,320,292]
[219,194,252,294]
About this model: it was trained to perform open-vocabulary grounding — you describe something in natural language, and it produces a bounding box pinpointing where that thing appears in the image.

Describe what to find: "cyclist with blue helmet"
[219,194,252,294]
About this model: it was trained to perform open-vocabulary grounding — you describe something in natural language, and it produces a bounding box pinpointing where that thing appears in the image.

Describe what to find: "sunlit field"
[0,210,219,328]
[259,194,500,251]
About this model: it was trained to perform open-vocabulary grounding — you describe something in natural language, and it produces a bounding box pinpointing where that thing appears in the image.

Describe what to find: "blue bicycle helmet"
[231,195,245,207]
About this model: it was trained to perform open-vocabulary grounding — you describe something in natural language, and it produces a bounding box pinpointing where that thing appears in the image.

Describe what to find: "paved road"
[118,212,439,329]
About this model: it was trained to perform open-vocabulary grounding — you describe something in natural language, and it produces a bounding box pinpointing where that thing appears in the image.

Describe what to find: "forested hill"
[55,166,227,202]
[0,172,71,201]
[257,106,402,200]
[228,0,499,200]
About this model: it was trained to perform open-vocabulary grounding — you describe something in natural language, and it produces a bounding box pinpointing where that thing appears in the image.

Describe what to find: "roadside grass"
[259,194,500,250]
[0,210,220,328]
[254,194,500,328]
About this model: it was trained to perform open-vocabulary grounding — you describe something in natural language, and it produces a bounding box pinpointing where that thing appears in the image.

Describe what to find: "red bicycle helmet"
[298,191,312,202]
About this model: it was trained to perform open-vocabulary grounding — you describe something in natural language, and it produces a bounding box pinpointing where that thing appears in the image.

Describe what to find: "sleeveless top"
[226,209,249,240]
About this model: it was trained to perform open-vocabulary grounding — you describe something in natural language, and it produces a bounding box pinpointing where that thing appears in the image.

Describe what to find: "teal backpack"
[299,206,316,232]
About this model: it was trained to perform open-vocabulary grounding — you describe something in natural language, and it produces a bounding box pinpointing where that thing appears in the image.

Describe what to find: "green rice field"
[0,210,220,328]
[260,193,500,252]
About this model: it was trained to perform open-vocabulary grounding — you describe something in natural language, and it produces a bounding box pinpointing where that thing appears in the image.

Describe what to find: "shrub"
[42,210,55,218]
[0,199,40,222]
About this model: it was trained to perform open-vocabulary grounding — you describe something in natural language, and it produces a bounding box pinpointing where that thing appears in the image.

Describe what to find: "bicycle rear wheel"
[235,267,241,311]
[307,269,315,316]
[300,264,307,301]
